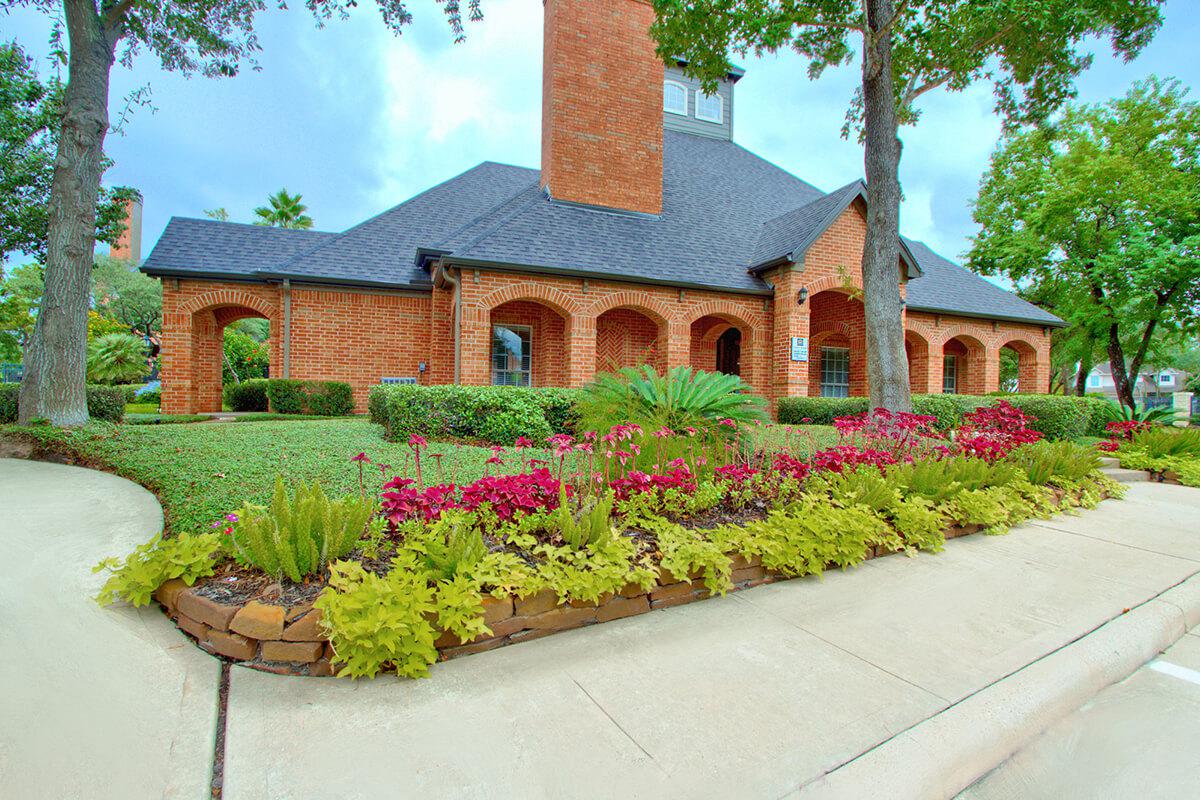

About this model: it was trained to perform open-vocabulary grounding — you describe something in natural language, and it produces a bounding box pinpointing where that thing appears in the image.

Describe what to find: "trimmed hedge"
[372,384,582,445]
[224,379,270,412]
[0,383,127,423]
[264,379,354,416]
[778,392,1109,440]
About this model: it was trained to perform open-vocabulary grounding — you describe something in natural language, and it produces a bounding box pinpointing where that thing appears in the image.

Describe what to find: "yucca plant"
[1130,427,1200,459]
[578,365,767,433]
[229,477,374,582]
[86,332,148,384]
[555,487,616,550]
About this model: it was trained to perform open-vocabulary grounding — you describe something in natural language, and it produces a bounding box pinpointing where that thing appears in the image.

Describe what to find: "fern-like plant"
[230,477,374,582]
[423,511,487,581]
[1007,441,1100,485]
[578,365,767,433]
[556,487,616,550]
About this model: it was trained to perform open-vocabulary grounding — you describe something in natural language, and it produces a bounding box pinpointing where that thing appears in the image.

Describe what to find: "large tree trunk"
[18,0,117,425]
[1104,322,1136,410]
[1073,332,1094,397]
[860,0,911,412]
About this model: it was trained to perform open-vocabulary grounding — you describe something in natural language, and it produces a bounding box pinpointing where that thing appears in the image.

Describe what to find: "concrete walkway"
[2,458,1198,800]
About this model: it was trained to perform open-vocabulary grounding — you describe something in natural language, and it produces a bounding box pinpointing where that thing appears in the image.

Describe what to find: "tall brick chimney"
[110,196,143,263]
[540,0,663,215]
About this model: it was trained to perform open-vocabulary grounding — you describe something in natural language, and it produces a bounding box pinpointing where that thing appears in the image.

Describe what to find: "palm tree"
[253,189,314,229]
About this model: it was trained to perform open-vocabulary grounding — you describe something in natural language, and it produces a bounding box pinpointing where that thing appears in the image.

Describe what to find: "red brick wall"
[541,0,663,214]
[596,308,664,373]
[491,300,568,387]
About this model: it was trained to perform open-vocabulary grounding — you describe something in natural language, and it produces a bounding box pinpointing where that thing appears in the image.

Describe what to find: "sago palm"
[253,188,314,229]
[86,332,148,384]
[579,365,767,434]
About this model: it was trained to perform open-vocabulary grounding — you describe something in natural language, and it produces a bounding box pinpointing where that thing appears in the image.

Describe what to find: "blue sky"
[6,0,1199,269]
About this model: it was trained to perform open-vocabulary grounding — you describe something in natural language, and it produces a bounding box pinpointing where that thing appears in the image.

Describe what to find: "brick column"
[771,266,811,400]
[458,305,490,386]
[665,320,690,373]
[566,315,596,387]
[983,346,1002,394]
[160,308,192,415]
[192,310,223,413]
[1033,341,1052,393]
[927,346,945,395]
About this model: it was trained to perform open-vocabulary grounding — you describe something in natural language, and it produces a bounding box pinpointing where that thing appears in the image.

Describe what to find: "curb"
[795,571,1200,800]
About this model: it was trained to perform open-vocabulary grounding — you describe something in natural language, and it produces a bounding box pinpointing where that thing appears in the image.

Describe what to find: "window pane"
[820,347,850,398]
[664,82,687,115]
[491,325,532,388]
[943,355,958,394]
[696,91,722,122]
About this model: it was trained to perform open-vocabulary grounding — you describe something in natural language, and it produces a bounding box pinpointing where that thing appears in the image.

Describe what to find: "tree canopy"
[970,77,1200,409]
[0,42,137,264]
[253,188,314,229]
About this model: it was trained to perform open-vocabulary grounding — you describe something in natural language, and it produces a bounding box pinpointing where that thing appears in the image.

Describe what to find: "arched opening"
[941,334,986,395]
[188,304,274,413]
[595,306,666,374]
[690,313,754,386]
[489,300,569,387]
[905,330,931,395]
[808,290,866,397]
[1000,338,1039,393]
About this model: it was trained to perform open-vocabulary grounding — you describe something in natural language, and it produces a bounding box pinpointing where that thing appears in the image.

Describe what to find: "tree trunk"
[860,0,911,412]
[1073,334,1094,397]
[1104,322,1136,410]
[18,0,117,425]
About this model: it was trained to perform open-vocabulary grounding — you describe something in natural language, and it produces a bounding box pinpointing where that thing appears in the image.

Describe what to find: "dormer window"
[664,81,687,116]
[696,91,723,123]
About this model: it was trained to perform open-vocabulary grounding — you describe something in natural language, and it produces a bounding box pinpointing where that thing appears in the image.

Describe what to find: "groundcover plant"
[95,400,1123,679]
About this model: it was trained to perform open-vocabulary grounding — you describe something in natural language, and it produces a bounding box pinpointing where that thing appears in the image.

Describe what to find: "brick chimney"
[540,0,663,215]
[110,196,143,262]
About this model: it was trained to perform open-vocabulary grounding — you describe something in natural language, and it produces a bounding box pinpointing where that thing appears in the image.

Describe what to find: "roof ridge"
[442,185,546,255]
[166,216,336,235]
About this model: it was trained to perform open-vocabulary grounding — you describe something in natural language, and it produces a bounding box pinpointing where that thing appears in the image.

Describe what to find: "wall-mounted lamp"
[796,287,809,305]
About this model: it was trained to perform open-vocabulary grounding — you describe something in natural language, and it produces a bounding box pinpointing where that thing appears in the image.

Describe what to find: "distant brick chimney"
[540,0,663,215]
[110,196,143,262]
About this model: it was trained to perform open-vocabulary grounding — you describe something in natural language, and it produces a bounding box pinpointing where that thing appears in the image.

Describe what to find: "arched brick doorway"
[941,334,986,395]
[488,300,569,387]
[808,290,866,397]
[595,306,667,374]
[690,313,756,387]
[1000,338,1040,393]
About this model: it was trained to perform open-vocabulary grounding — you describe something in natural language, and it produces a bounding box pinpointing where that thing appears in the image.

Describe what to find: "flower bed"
[1101,423,1200,486]
[97,401,1126,679]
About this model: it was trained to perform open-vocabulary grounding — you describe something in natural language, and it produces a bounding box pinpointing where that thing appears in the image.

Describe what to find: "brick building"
[142,0,1061,415]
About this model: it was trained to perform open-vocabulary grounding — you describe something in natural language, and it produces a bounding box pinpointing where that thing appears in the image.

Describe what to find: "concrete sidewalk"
[2,458,1198,800]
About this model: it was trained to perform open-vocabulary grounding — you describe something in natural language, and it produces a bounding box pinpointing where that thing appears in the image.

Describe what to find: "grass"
[3,417,838,538]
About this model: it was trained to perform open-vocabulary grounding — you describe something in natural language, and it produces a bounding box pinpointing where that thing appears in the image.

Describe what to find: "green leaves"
[86,332,149,385]
[252,189,314,230]
[579,365,767,434]
[94,532,221,607]
[228,476,374,582]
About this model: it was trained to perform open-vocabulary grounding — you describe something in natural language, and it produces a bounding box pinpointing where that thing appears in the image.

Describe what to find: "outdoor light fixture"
[797,287,809,305]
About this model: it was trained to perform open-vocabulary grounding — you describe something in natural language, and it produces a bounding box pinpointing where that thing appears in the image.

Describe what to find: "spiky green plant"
[229,477,374,582]
[556,487,616,550]
[423,511,487,581]
[578,365,767,433]
[1100,399,1182,426]
[1130,427,1200,459]
[1006,441,1101,485]
[86,332,147,384]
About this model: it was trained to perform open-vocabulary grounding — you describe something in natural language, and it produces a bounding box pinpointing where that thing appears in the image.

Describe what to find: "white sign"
[790,336,808,362]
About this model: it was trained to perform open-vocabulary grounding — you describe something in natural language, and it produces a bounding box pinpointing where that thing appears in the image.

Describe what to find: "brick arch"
[474,282,583,317]
[933,326,989,351]
[905,328,933,394]
[179,289,280,321]
[587,291,678,325]
[684,300,760,331]
[998,336,1042,393]
[805,274,863,296]
[938,329,989,395]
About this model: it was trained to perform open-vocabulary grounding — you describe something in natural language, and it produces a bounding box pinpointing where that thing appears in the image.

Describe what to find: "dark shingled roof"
[141,129,1062,325]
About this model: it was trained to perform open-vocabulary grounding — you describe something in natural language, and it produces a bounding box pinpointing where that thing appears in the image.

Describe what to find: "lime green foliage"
[556,488,616,550]
[417,511,487,581]
[653,518,734,595]
[814,468,899,513]
[531,536,656,605]
[1006,441,1101,485]
[86,333,148,385]
[94,532,221,607]
[1118,429,1200,487]
[314,558,439,679]
[578,365,767,435]
[434,574,490,646]
[616,482,724,519]
[891,497,947,553]
[229,477,373,581]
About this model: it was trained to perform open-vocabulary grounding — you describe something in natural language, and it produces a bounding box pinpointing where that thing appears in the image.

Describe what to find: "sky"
[5,0,1200,271]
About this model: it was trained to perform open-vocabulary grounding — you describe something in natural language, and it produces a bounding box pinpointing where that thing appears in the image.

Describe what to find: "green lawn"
[4,418,838,537]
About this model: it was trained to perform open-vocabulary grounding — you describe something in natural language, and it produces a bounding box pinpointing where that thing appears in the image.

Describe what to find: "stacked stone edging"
[151,497,1077,676]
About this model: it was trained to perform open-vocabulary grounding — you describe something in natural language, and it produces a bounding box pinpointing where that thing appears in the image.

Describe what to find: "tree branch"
[902,21,1020,105]
[102,0,137,32]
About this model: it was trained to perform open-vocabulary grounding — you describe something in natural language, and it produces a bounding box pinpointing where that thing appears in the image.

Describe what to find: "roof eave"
[905,304,1067,328]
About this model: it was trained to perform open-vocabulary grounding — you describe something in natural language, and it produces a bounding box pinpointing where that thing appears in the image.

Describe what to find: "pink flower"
[583,431,599,442]
[718,418,736,428]
[514,436,534,449]
[653,427,675,439]
[351,452,371,463]
[485,455,504,466]
[407,434,427,449]
[224,513,239,523]
[801,417,812,424]
[491,445,505,456]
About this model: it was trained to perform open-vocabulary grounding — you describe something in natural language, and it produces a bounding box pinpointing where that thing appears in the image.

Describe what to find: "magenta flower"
[718,418,736,428]
[351,452,371,463]
[514,436,534,449]
[652,427,675,439]
[224,513,239,523]
[407,434,427,449]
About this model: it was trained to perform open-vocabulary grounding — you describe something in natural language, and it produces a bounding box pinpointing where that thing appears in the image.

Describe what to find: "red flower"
[350,452,371,463]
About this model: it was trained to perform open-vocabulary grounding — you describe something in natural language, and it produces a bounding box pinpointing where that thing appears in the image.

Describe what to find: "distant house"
[140,0,1063,415]
[1085,364,1190,406]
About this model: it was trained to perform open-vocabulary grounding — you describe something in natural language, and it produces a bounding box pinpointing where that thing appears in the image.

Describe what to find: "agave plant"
[86,332,148,384]
[578,365,767,434]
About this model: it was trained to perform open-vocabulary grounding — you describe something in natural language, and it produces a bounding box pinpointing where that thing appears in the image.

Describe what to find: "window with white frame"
[491,325,532,387]
[943,355,959,394]
[820,347,850,398]
[1088,374,1101,388]
[1159,372,1173,385]
[663,81,687,116]
[695,91,723,123]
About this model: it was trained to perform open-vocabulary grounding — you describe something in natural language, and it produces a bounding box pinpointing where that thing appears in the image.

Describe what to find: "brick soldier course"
[143,0,1060,415]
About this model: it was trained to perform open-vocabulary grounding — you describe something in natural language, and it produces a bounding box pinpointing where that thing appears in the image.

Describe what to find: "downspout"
[281,279,292,379]
[433,264,462,384]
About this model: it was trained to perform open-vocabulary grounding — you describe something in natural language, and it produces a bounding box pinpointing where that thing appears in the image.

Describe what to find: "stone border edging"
[794,571,1200,800]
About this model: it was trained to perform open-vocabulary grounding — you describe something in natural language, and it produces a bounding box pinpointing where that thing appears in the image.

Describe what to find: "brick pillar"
[928,347,945,394]
[771,266,811,400]
[459,305,490,386]
[665,320,690,373]
[160,308,192,415]
[1033,341,1052,393]
[567,315,596,387]
[983,347,1002,394]
[192,310,223,413]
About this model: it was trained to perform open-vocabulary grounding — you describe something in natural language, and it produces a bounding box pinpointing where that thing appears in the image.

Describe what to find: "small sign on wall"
[790,336,808,362]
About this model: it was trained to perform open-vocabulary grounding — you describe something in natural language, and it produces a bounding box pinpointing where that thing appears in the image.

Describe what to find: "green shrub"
[1003,395,1109,441]
[229,476,375,582]
[136,388,162,406]
[377,384,576,445]
[532,387,582,434]
[1006,440,1101,485]
[224,379,270,412]
[367,385,390,425]
[776,396,870,425]
[94,532,222,607]
[265,379,307,414]
[264,379,353,416]
[0,384,16,423]
[87,333,149,384]
[0,384,127,422]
